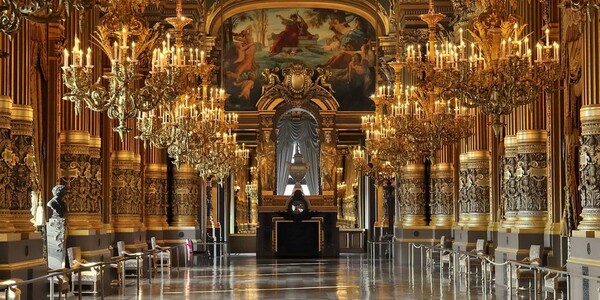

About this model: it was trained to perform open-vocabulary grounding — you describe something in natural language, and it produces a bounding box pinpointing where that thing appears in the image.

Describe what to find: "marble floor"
[101,255,521,300]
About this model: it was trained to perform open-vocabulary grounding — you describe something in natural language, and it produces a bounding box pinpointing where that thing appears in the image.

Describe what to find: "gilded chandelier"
[452,0,561,134]
[61,0,173,141]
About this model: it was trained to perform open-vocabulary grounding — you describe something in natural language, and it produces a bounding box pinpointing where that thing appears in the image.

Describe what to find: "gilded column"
[145,148,168,229]
[458,152,469,226]
[172,164,200,227]
[398,163,426,227]
[430,145,454,227]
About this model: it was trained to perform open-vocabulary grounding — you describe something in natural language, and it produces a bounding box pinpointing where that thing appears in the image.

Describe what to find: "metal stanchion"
[78,268,83,300]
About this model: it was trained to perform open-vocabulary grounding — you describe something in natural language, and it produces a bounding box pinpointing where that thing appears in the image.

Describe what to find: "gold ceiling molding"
[205,0,389,36]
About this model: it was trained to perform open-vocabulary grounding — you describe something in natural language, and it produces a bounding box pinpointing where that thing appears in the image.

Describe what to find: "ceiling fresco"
[219,7,377,111]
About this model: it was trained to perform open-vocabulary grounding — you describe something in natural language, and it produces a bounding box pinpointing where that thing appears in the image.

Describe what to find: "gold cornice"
[111,150,135,162]
[89,136,101,149]
[581,105,600,136]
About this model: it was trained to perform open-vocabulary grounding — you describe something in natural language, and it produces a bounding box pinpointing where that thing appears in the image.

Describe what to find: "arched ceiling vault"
[205,0,390,37]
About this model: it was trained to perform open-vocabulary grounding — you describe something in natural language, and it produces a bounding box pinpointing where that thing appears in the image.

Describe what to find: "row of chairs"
[425,236,566,299]
[0,238,212,299]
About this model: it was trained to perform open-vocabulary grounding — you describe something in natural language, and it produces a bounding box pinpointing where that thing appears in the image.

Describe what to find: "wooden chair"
[67,247,101,295]
[150,237,171,274]
[0,278,21,300]
[459,239,487,275]
[185,239,209,265]
[509,245,542,292]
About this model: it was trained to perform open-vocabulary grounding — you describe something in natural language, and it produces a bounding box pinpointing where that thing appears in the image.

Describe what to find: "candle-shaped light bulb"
[166,32,171,50]
[63,49,69,68]
[113,41,119,61]
[545,28,550,46]
[131,41,136,59]
[86,47,92,68]
[200,50,205,64]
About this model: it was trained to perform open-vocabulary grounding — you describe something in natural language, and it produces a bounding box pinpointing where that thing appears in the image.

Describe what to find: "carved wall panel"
[398,164,426,226]
[458,153,469,224]
[145,163,168,228]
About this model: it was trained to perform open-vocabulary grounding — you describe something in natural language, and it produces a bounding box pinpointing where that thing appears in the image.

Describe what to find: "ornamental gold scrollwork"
[260,64,334,108]
[458,168,470,213]
[579,134,600,208]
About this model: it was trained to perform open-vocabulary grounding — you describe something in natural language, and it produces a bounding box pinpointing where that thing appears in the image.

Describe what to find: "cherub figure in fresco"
[227,26,258,80]
[315,67,334,93]
[322,36,341,51]
[233,72,256,100]
[261,68,281,94]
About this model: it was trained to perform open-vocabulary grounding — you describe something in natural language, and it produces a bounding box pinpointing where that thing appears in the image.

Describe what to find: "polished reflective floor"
[103,254,517,300]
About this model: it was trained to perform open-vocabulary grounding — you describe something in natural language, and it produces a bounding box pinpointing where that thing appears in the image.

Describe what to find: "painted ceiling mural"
[219,8,377,111]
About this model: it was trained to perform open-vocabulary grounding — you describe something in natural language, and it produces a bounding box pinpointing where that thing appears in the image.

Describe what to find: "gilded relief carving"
[431,177,453,215]
[466,166,490,213]
[173,178,199,216]
[458,168,469,213]
[0,128,12,209]
[88,153,102,213]
[502,156,519,212]
[111,167,142,215]
[9,133,36,210]
[398,177,426,216]
[145,177,167,216]
[60,153,94,213]
[579,134,600,209]
[517,152,548,211]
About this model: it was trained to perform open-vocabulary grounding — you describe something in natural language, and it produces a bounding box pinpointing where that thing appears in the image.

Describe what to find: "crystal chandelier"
[453,0,561,134]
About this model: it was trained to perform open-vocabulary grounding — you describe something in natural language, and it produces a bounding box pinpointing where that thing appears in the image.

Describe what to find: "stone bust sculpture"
[47,185,67,219]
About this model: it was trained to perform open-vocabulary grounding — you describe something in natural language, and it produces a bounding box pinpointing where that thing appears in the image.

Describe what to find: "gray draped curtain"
[276,116,320,195]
